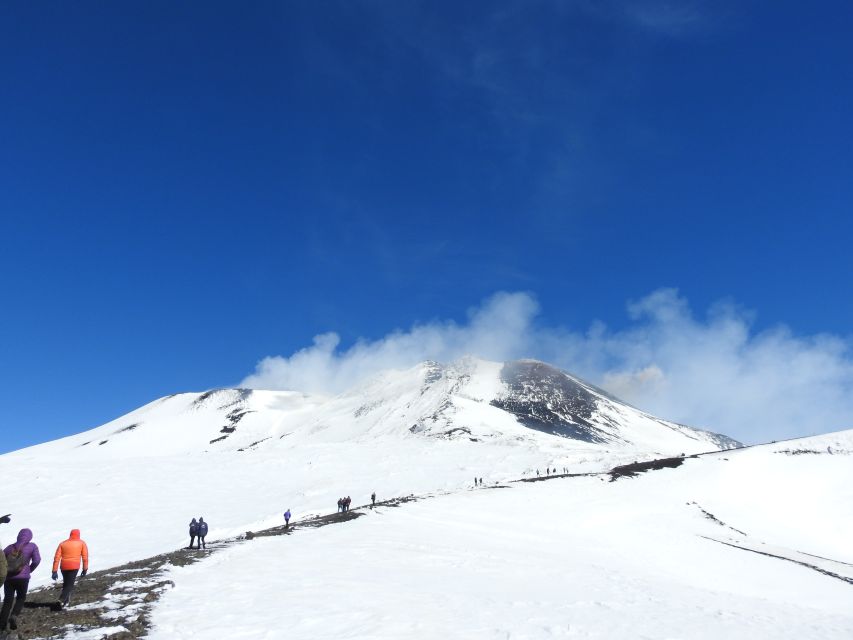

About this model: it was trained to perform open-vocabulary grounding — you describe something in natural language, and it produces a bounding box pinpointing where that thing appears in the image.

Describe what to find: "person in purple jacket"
[0,528,41,632]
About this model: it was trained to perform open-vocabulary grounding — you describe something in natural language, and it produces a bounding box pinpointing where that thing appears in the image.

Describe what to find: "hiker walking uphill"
[52,529,89,608]
[196,518,208,549]
[188,518,199,549]
[283,509,291,528]
[1,528,41,633]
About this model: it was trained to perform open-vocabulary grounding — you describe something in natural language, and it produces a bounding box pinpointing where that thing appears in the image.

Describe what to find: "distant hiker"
[284,510,291,527]
[197,518,209,549]
[474,477,478,487]
[536,469,540,477]
[345,496,352,512]
[479,477,483,486]
[337,498,343,513]
[1,528,41,632]
[188,518,199,549]
[52,529,88,608]
[371,492,376,507]
[546,467,550,475]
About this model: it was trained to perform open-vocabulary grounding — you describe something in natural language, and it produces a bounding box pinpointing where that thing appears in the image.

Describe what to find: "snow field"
[148,470,853,639]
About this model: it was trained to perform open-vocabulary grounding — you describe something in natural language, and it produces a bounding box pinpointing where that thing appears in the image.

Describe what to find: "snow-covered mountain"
[12,358,738,461]
[1,357,851,638]
[1,358,738,579]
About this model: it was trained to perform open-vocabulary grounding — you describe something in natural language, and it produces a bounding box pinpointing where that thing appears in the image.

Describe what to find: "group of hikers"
[536,466,568,476]
[187,518,209,549]
[0,514,90,633]
[473,466,568,484]
[336,492,377,513]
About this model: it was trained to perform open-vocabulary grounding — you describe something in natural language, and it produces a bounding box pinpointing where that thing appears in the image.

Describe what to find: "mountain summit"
[19,357,739,460]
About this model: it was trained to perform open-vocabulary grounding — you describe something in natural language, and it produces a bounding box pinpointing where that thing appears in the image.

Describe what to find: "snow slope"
[0,358,738,586]
[148,433,853,639]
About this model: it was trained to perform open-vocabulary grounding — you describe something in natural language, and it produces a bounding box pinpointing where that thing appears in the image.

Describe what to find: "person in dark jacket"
[197,518,208,549]
[371,492,376,507]
[1,528,41,632]
[188,518,199,549]
[283,510,291,528]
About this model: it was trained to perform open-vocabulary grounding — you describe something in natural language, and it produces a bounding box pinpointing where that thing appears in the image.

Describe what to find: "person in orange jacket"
[51,529,89,608]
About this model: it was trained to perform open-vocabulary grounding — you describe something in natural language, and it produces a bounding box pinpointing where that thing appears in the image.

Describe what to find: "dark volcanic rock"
[491,361,613,444]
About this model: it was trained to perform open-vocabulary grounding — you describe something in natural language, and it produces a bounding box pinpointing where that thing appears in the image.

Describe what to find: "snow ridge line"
[700,537,853,586]
[689,502,748,536]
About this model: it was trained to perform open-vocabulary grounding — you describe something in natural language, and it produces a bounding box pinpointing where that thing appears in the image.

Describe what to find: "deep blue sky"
[2,1,852,452]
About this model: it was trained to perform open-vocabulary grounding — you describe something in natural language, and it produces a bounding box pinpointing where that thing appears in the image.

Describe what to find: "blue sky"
[2,1,852,451]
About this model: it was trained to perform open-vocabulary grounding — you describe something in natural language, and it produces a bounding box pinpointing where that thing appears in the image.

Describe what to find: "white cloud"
[240,292,539,394]
[241,289,853,444]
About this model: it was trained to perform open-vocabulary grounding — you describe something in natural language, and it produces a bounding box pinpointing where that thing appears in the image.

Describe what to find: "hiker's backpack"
[5,546,27,577]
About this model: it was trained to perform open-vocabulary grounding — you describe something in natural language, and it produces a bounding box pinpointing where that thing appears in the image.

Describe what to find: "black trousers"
[189,535,196,548]
[60,569,79,605]
[0,578,29,629]
[197,535,206,549]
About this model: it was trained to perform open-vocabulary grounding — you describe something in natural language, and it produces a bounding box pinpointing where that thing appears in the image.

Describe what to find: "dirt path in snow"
[3,459,699,639]
[9,496,419,640]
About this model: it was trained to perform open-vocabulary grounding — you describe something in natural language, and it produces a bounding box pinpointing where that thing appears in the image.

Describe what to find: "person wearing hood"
[196,518,208,549]
[51,529,89,608]
[1,528,41,632]
[188,518,199,549]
